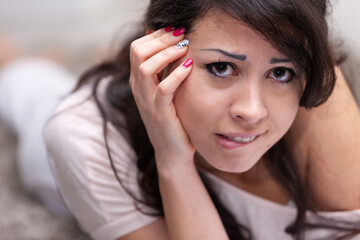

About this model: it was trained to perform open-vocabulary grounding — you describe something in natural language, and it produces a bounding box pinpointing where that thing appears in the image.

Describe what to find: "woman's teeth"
[225,136,256,143]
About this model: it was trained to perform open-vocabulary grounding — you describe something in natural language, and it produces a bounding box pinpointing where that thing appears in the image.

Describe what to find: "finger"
[137,40,190,98]
[154,58,193,108]
[129,29,165,88]
[140,39,190,77]
[131,27,186,64]
[132,28,167,48]
[130,26,178,57]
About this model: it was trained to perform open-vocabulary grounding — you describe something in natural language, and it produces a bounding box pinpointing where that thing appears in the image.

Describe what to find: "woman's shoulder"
[44,77,135,172]
[44,78,159,239]
[285,68,360,211]
[44,80,105,159]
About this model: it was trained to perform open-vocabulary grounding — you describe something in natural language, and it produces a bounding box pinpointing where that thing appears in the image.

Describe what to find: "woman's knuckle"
[160,49,171,59]
[130,41,138,53]
[157,84,169,96]
[133,47,146,60]
[159,35,170,47]
[138,64,150,76]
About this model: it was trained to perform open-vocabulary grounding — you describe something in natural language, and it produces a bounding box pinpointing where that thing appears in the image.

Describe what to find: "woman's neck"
[195,153,291,205]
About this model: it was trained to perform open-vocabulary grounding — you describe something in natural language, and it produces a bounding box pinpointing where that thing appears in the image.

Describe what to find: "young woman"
[43,0,360,239]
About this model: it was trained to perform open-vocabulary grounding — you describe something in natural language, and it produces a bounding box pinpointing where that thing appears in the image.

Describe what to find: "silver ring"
[176,39,190,48]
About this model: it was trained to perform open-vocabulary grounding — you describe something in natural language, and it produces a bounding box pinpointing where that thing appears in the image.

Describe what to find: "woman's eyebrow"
[270,58,292,64]
[199,48,246,61]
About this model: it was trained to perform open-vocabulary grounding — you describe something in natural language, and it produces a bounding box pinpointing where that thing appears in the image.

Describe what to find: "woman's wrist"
[156,154,229,240]
[156,154,197,180]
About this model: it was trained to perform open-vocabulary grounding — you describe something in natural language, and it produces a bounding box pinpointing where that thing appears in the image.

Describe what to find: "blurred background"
[0,1,148,239]
[0,0,358,239]
[0,0,149,74]
[330,0,360,103]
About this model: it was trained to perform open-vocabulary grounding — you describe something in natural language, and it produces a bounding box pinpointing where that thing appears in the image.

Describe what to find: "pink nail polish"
[165,26,175,32]
[183,58,193,68]
[173,27,186,37]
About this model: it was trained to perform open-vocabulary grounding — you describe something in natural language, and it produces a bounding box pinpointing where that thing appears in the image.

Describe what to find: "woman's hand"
[129,27,195,170]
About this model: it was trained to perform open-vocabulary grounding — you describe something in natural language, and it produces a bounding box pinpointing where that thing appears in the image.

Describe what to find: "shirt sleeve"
[44,90,158,240]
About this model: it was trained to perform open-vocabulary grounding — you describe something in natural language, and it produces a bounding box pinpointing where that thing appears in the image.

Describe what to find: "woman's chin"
[195,152,260,174]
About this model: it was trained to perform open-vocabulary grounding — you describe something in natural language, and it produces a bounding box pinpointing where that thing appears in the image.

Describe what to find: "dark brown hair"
[75,0,359,239]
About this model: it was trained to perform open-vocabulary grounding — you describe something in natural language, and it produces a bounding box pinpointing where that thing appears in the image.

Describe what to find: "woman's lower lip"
[215,134,255,150]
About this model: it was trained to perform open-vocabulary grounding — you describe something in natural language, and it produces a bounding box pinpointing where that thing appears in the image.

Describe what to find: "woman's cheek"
[269,91,300,134]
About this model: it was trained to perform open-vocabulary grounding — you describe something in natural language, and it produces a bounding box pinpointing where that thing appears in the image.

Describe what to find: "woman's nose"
[229,83,268,125]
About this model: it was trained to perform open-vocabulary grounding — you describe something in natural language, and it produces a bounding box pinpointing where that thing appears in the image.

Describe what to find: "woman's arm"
[118,163,227,240]
[285,67,360,211]
[127,27,229,240]
[118,219,168,240]
[118,164,228,240]
[157,160,228,240]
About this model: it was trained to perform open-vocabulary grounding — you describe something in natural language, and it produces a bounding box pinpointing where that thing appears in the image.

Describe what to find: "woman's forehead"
[187,9,306,66]
[188,10,268,46]
[191,10,246,31]
[187,14,281,56]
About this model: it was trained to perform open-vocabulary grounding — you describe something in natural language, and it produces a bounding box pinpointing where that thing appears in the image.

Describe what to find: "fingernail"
[173,27,186,37]
[183,58,193,68]
[164,26,175,32]
[176,39,190,48]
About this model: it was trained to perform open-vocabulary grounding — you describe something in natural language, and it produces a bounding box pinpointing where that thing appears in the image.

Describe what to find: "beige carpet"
[0,123,89,240]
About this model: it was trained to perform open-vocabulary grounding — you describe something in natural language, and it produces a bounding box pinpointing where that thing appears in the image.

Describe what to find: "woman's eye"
[205,62,237,78]
[268,67,295,83]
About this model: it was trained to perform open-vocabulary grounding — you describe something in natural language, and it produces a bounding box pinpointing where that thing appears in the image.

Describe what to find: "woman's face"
[173,11,303,173]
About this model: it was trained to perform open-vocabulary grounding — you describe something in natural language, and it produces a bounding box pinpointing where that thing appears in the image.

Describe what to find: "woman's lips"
[215,133,260,150]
